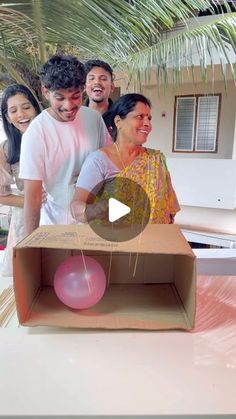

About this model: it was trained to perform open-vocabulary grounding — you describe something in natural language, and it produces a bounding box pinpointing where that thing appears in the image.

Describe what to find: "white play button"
[108,197,131,222]
[87,177,151,242]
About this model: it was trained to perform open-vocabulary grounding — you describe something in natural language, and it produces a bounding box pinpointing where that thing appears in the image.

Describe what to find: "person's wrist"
[81,203,88,223]
[70,201,87,223]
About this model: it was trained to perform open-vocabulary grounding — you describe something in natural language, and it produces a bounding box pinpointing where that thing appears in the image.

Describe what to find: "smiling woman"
[71,93,180,224]
[0,84,41,276]
[6,94,37,133]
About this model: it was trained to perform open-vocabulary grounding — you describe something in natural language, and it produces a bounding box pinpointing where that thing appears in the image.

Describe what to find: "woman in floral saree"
[71,93,180,224]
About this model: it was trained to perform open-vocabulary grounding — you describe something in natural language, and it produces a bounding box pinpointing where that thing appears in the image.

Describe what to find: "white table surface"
[0,255,236,416]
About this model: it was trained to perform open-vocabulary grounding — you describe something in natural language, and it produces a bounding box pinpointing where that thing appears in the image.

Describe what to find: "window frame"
[173,94,221,153]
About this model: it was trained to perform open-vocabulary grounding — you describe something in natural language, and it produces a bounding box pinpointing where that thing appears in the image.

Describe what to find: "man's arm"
[23,179,43,236]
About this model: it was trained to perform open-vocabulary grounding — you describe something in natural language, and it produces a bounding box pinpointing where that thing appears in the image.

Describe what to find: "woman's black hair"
[106,93,151,141]
[0,84,41,164]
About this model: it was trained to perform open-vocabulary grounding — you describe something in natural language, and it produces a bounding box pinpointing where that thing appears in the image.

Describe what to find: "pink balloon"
[54,255,106,309]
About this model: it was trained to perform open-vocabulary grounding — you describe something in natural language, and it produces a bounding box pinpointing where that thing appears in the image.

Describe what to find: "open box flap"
[15,224,195,258]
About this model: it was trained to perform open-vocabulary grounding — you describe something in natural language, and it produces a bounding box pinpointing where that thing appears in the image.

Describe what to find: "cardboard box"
[13,224,196,330]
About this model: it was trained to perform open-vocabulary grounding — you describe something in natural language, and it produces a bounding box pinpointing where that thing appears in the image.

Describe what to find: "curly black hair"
[84,59,114,80]
[38,55,86,90]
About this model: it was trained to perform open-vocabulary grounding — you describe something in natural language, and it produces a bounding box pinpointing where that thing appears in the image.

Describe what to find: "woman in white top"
[0,84,41,276]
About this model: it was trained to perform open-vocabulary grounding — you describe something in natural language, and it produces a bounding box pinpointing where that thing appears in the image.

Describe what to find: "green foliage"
[0,0,235,92]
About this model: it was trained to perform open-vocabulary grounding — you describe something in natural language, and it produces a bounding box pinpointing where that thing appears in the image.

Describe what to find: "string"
[76,229,91,294]
[128,178,137,277]
[114,142,133,279]
[114,142,126,170]
[107,223,114,287]
[66,186,72,261]
[132,154,150,277]
[114,142,150,280]
[68,182,91,294]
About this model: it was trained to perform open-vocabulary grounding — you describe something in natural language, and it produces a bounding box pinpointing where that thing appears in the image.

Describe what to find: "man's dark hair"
[84,59,114,80]
[38,55,85,91]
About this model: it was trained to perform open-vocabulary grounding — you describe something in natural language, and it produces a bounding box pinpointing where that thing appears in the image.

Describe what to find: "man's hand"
[86,200,108,222]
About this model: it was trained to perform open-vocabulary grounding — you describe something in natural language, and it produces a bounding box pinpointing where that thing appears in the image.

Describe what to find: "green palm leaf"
[122,13,236,87]
[0,0,235,90]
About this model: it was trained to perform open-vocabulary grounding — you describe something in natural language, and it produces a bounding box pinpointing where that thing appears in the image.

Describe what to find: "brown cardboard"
[13,224,196,330]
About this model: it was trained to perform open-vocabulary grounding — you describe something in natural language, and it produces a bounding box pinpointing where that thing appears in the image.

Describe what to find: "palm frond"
[0,0,235,91]
[120,13,236,88]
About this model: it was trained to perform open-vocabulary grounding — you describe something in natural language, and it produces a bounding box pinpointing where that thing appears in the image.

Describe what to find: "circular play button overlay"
[85,177,151,242]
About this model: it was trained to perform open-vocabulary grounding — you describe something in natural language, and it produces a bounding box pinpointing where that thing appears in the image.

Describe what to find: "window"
[173,94,221,153]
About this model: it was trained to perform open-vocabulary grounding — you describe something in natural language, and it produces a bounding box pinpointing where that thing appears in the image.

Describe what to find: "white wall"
[115,66,236,159]
[175,206,236,235]
[167,157,236,209]
[232,110,236,159]
[143,79,236,159]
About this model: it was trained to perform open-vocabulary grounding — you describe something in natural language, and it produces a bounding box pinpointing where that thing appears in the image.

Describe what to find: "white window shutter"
[195,96,219,152]
[175,97,195,151]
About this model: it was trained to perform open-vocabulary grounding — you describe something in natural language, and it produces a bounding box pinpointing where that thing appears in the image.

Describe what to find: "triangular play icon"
[108,197,131,222]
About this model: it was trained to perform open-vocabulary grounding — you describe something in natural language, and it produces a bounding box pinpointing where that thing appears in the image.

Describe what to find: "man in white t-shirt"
[19,55,111,235]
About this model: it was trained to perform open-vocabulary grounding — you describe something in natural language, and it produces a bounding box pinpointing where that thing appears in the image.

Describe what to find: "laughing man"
[84,59,115,129]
